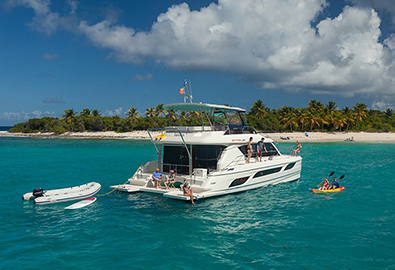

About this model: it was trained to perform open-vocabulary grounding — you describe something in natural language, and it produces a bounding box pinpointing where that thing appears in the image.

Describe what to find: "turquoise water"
[1,137,394,269]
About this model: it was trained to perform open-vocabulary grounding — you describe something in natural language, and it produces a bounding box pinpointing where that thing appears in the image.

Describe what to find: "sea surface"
[0,126,12,132]
[0,137,394,269]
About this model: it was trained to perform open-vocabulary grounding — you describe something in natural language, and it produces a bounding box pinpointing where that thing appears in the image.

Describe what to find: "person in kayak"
[317,178,329,190]
[328,177,340,190]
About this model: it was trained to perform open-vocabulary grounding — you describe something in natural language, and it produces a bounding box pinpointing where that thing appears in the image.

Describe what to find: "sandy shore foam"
[1,130,395,142]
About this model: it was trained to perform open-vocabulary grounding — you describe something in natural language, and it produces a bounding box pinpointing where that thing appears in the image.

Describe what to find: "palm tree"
[325,101,339,113]
[155,104,166,117]
[307,100,324,113]
[333,111,347,131]
[125,107,139,119]
[92,110,101,117]
[341,107,355,131]
[352,103,368,129]
[306,112,321,131]
[61,109,78,131]
[385,108,394,119]
[145,107,156,118]
[80,108,91,117]
[250,100,268,120]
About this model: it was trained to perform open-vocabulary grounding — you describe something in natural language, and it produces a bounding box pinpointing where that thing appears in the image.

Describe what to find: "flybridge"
[164,102,253,134]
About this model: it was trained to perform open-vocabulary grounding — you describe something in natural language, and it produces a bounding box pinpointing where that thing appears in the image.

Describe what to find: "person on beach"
[328,177,340,190]
[164,170,176,189]
[257,137,267,162]
[292,141,302,156]
[152,168,163,189]
[247,137,253,163]
[183,181,194,204]
[317,178,329,190]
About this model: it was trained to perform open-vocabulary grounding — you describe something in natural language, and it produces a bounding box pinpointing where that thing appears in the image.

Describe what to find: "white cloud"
[43,96,64,103]
[131,74,153,82]
[371,99,393,110]
[41,53,59,60]
[75,0,395,98]
[105,107,123,117]
[6,0,60,35]
[0,110,56,122]
[348,0,395,24]
[8,0,395,99]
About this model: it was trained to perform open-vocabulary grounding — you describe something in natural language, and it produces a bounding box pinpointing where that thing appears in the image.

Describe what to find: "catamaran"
[112,82,302,202]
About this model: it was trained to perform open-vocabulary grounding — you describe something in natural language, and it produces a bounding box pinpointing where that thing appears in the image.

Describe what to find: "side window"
[262,143,279,156]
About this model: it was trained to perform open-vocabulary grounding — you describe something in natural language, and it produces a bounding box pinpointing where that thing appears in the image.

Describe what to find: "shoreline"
[1,130,395,142]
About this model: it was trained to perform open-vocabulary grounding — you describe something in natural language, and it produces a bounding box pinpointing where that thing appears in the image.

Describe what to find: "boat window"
[226,110,244,126]
[238,144,258,158]
[163,145,226,174]
[229,176,249,187]
[213,111,227,131]
[253,167,282,178]
[284,162,296,170]
[261,143,280,156]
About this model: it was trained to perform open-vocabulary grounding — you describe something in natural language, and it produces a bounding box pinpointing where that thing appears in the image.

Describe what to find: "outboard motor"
[33,188,44,198]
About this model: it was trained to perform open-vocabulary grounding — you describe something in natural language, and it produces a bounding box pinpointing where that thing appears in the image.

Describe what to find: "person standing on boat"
[257,137,267,162]
[247,137,253,163]
[152,168,163,189]
[183,181,195,204]
[292,141,302,156]
[328,177,340,190]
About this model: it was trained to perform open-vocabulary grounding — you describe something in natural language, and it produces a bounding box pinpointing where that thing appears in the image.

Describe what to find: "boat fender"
[32,188,44,198]
[155,134,166,141]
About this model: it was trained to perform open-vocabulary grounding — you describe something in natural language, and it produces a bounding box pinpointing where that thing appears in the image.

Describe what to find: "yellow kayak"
[312,186,345,193]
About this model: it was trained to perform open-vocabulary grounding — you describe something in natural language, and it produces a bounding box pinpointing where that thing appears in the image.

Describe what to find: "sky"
[1,0,395,126]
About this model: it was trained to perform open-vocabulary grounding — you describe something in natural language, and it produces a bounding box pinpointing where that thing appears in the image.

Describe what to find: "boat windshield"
[213,109,247,131]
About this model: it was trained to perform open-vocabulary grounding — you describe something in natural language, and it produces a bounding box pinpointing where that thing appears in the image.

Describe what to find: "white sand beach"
[1,130,395,142]
[264,132,395,143]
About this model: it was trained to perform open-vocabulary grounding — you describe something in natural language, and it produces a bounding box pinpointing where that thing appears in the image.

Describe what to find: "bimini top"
[163,103,246,113]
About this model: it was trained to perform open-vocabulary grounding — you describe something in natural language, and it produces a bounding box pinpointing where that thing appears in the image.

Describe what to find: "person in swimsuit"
[183,181,195,204]
[292,141,302,156]
[247,137,253,163]
[164,170,176,189]
[317,178,329,190]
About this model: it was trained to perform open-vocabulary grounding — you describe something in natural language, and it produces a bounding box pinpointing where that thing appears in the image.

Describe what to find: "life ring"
[155,134,166,141]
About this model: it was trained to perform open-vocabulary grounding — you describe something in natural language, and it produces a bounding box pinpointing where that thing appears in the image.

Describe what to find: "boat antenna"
[180,79,193,103]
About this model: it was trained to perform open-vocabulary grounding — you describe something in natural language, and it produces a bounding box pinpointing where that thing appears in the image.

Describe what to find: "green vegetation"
[9,101,395,134]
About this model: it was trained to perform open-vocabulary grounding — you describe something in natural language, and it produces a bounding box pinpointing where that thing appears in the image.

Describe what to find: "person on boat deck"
[163,170,176,189]
[257,137,267,162]
[328,177,340,190]
[317,178,329,190]
[247,137,253,163]
[152,168,163,189]
[183,181,195,204]
[292,141,302,156]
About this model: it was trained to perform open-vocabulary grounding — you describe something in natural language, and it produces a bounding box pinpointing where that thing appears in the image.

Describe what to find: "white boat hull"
[113,156,301,202]
[22,182,101,205]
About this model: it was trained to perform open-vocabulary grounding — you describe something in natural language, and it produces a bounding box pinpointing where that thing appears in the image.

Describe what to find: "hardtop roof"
[163,102,246,113]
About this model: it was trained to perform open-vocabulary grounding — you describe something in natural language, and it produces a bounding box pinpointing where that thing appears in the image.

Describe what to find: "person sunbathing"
[183,181,195,204]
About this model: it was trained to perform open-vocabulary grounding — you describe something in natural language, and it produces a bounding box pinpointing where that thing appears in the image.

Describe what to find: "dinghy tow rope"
[96,166,141,196]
